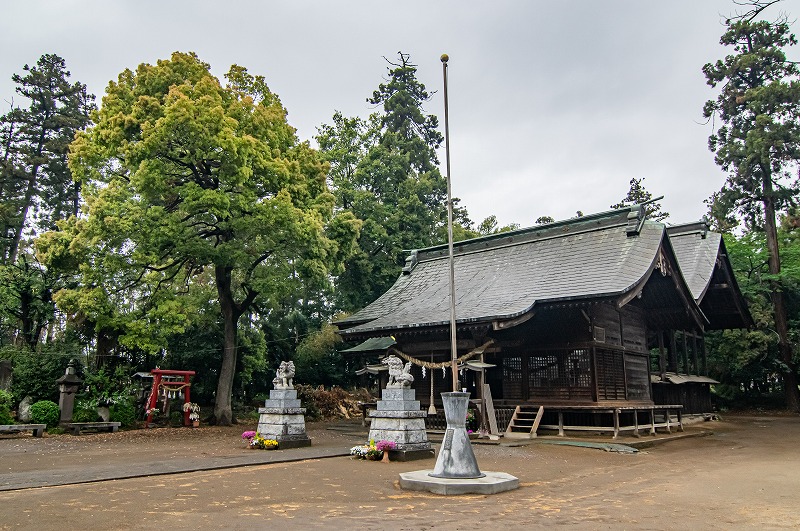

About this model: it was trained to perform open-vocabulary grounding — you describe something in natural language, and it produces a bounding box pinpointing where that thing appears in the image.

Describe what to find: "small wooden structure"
[144,369,195,427]
[336,205,751,435]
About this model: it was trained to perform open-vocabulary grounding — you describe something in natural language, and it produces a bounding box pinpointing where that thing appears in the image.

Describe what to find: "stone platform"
[398,470,519,495]
[257,389,311,448]
[368,387,433,461]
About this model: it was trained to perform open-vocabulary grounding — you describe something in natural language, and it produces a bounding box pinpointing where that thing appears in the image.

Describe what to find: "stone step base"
[388,448,435,462]
[276,435,312,449]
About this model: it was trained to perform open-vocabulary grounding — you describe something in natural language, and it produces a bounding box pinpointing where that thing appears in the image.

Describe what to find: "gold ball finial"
[440,54,449,63]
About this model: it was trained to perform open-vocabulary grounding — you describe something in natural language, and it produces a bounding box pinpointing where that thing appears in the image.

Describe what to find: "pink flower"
[241,430,256,440]
[376,440,396,452]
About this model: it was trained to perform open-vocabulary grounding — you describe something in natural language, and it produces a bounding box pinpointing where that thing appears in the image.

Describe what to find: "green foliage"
[110,400,136,428]
[168,410,184,427]
[4,344,72,404]
[477,215,520,235]
[61,52,359,424]
[0,389,13,424]
[293,323,352,387]
[0,54,94,266]
[610,177,669,221]
[317,52,454,312]
[0,389,13,410]
[702,10,800,230]
[81,365,135,407]
[706,228,800,404]
[703,3,800,410]
[71,399,98,422]
[0,255,57,349]
[29,400,59,428]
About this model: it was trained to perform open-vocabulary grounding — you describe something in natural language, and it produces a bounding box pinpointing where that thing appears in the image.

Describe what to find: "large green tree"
[703,0,800,410]
[64,52,359,424]
[705,226,800,406]
[317,53,450,311]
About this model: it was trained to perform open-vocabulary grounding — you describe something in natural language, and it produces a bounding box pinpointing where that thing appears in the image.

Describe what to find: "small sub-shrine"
[144,369,195,427]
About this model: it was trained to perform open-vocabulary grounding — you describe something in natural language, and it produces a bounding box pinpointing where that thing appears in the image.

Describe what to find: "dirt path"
[1,415,798,530]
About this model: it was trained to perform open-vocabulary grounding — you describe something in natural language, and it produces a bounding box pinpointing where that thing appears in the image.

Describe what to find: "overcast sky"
[3,0,800,229]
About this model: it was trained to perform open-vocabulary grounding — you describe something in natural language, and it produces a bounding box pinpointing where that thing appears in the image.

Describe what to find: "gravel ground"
[1,415,799,530]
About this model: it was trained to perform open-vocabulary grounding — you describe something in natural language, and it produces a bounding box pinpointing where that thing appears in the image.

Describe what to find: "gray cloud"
[2,0,798,228]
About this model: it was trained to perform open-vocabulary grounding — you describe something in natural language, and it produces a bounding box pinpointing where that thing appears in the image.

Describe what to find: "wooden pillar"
[701,336,708,376]
[691,333,699,376]
[522,353,529,401]
[658,332,666,380]
[684,332,691,374]
[669,331,678,372]
[591,346,599,402]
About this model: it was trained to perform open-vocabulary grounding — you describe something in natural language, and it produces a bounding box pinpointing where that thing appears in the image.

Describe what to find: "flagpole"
[441,53,458,393]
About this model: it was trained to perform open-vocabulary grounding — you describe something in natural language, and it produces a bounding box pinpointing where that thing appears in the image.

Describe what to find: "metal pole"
[441,53,458,392]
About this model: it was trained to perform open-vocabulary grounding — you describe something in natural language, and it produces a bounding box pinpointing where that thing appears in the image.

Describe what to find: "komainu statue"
[383,355,414,388]
[272,361,295,389]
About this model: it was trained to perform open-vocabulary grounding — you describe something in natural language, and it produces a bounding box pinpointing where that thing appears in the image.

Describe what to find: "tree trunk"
[762,178,800,412]
[95,328,117,368]
[8,168,38,265]
[214,265,239,426]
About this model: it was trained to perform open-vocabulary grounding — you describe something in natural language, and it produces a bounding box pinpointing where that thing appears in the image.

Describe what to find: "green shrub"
[0,390,14,424]
[71,399,98,422]
[0,389,13,409]
[169,410,183,426]
[30,400,60,428]
[110,401,136,428]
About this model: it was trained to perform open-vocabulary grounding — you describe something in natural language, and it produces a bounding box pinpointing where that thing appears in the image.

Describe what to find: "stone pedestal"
[368,388,434,461]
[256,389,311,449]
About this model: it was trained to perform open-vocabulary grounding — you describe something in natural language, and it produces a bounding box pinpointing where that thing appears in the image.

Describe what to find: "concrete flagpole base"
[398,392,518,495]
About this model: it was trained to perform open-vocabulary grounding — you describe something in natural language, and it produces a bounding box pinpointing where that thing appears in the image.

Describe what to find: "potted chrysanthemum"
[182,402,201,427]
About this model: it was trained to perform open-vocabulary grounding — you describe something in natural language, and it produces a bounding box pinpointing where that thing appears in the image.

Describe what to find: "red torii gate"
[145,369,196,427]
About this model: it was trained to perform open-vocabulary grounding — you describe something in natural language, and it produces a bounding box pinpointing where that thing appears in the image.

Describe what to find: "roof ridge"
[411,204,660,266]
[419,203,656,252]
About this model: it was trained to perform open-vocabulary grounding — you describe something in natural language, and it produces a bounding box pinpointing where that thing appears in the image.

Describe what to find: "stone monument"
[256,361,311,448]
[366,355,434,461]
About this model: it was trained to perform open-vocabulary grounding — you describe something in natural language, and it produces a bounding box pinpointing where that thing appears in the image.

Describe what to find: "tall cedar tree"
[703,1,800,411]
[318,53,448,312]
[65,52,360,424]
[0,54,94,264]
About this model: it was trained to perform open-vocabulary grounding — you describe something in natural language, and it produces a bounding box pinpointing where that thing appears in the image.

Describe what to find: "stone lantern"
[56,360,83,425]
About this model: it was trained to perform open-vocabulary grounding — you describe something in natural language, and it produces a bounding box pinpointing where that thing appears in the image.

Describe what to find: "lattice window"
[502,356,523,400]
[596,348,626,400]
[528,349,592,401]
